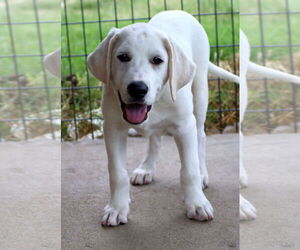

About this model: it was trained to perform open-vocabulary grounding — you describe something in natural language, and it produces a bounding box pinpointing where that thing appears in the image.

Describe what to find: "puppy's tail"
[208,62,239,83]
[248,62,300,84]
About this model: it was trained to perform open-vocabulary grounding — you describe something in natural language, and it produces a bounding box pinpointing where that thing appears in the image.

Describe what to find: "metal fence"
[2,0,298,141]
[61,0,239,140]
[0,0,60,141]
[241,0,300,134]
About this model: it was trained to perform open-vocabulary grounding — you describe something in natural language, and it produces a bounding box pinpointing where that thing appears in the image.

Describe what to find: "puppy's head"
[88,24,195,125]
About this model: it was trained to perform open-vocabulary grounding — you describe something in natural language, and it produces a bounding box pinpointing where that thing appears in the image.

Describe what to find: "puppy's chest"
[133,115,177,137]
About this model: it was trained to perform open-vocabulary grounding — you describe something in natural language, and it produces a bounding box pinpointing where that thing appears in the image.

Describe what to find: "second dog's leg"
[239,132,249,188]
[240,163,249,188]
[240,194,257,220]
[131,134,162,185]
[101,122,130,226]
[174,120,213,221]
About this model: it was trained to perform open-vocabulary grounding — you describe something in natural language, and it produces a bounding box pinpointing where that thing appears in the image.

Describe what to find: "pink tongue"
[125,104,147,124]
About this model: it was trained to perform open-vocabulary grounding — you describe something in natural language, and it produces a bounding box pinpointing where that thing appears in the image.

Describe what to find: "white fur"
[88,11,238,226]
[248,62,300,84]
[240,194,257,221]
[239,30,257,221]
[43,48,61,79]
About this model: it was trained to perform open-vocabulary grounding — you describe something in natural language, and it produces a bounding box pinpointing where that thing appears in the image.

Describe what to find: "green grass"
[0,0,60,75]
[0,0,60,140]
[62,0,239,76]
[240,0,300,134]
[241,0,300,61]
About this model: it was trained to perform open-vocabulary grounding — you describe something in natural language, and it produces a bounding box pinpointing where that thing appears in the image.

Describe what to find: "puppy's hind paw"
[101,204,129,227]
[240,195,256,221]
[186,199,214,221]
[130,168,153,185]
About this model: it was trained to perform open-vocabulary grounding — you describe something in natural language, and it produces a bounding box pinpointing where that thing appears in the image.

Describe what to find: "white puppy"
[88,11,238,226]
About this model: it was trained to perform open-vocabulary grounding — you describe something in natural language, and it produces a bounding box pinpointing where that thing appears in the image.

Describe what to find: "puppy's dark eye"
[117,53,131,62]
[151,56,163,65]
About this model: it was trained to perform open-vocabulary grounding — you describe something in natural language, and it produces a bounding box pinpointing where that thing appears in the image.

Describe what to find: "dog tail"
[208,62,240,83]
[247,62,300,84]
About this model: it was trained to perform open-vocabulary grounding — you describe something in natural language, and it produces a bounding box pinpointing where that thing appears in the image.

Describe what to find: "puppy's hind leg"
[130,134,162,185]
[192,71,209,189]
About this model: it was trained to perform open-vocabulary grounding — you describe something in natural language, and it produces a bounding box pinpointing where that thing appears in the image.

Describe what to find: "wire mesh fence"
[0,0,60,141]
[241,0,300,134]
[3,1,299,141]
[61,0,239,141]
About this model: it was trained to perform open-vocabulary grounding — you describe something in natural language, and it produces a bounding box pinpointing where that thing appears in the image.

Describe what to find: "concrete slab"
[0,141,61,250]
[2,133,298,249]
[62,134,239,250]
[240,134,300,250]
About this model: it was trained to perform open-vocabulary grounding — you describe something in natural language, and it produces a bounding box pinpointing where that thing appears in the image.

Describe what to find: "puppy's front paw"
[101,204,129,227]
[130,168,153,185]
[186,198,214,221]
[240,195,256,221]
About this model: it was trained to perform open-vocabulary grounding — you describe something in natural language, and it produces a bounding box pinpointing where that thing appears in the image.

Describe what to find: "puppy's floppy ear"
[164,38,196,102]
[87,28,120,84]
[44,48,61,79]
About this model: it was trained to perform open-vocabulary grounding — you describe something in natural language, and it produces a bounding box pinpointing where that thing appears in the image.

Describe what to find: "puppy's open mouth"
[119,93,152,125]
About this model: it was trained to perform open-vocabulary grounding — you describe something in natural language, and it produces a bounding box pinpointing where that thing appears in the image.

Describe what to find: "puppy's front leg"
[174,121,214,221]
[102,122,130,226]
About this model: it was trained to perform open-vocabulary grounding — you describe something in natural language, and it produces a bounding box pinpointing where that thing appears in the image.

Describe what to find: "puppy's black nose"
[127,81,148,99]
